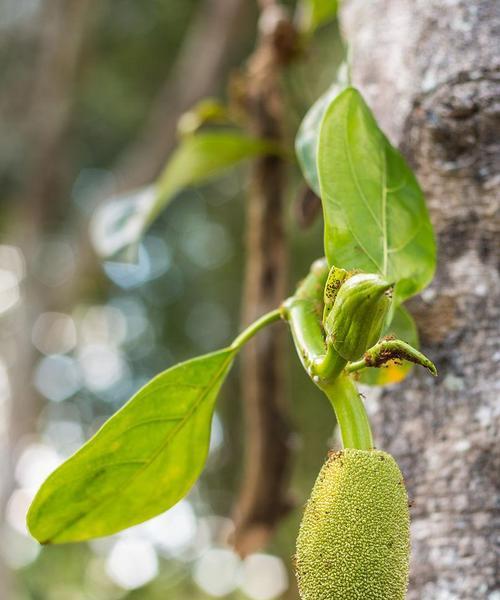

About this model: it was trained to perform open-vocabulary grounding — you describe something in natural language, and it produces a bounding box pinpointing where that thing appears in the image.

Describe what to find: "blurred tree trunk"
[232,4,298,556]
[341,1,499,597]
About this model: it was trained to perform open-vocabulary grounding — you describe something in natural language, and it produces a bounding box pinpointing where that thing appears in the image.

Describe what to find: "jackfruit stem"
[283,258,374,450]
[319,374,374,450]
[312,344,347,382]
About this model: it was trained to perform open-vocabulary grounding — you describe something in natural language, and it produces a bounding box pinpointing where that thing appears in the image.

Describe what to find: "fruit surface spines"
[296,448,410,600]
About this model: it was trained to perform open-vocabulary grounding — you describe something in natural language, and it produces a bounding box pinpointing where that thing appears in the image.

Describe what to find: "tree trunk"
[341,1,499,598]
[232,4,298,556]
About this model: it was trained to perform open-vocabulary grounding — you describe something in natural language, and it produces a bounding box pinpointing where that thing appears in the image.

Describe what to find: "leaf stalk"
[231,308,283,351]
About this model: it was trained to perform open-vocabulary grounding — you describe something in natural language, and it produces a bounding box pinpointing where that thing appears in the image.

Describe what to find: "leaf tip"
[427,362,438,377]
[39,538,51,546]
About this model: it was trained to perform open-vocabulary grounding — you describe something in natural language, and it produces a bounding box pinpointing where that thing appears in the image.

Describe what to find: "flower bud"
[325,273,393,361]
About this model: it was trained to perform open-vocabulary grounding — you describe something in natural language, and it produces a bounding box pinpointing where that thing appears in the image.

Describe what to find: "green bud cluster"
[325,273,393,361]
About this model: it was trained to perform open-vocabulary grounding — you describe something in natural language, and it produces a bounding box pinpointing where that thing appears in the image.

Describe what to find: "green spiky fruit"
[295,449,410,600]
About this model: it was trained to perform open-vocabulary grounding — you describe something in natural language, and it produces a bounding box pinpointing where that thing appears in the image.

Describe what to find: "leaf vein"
[116,416,185,436]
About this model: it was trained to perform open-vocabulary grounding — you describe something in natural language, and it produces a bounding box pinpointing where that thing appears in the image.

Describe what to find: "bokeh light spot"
[105,539,158,590]
[239,553,289,600]
[193,548,240,597]
[34,355,81,402]
[32,312,77,355]
[5,488,34,536]
[15,442,61,489]
[78,343,128,392]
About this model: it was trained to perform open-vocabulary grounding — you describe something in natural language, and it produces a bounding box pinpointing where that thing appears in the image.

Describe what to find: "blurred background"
[0,1,345,598]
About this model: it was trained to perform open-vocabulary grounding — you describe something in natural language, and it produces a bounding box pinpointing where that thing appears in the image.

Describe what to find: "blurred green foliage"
[75,0,199,165]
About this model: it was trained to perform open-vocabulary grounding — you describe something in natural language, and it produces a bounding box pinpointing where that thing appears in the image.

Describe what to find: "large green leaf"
[318,88,436,304]
[27,348,235,544]
[358,305,418,386]
[91,131,279,259]
[295,70,347,195]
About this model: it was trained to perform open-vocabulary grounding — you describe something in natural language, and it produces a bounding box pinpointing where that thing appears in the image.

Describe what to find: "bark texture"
[341,1,500,598]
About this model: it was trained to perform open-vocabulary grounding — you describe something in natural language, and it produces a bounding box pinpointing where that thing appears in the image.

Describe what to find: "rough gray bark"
[341,1,500,598]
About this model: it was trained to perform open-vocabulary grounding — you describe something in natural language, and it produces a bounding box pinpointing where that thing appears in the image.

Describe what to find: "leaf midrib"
[343,93,393,277]
[334,96,382,273]
[344,96,384,233]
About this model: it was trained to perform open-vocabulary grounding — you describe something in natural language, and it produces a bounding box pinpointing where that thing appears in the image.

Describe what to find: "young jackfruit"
[295,449,410,600]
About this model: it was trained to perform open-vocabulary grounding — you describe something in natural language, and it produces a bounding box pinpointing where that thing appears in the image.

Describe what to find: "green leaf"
[295,71,347,195]
[300,0,338,34]
[318,87,436,304]
[27,348,236,544]
[177,98,229,137]
[91,131,279,259]
[358,305,418,386]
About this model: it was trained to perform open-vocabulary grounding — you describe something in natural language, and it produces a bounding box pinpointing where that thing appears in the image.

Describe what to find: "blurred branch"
[113,0,252,192]
[257,0,279,9]
[231,3,299,556]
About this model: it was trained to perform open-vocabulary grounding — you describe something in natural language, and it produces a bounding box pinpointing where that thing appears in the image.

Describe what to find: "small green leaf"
[318,88,436,304]
[300,0,338,34]
[27,348,236,544]
[177,98,229,137]
[91,131,280,259]
[358,305,419,386]
[295,74,347,195]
